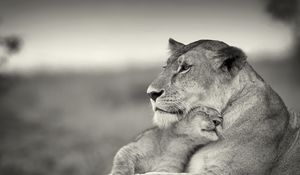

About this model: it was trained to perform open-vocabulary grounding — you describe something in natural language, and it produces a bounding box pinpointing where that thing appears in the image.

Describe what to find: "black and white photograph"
[0,0,299,174]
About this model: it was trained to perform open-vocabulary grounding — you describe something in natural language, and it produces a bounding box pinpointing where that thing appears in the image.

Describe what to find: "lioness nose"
[212,118,222,127]
[147,89,164,102]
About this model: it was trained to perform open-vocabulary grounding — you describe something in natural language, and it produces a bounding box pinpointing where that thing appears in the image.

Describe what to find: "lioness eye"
[178,64,192,73]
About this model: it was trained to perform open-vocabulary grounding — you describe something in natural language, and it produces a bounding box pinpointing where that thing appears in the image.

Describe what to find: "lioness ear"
[168,38,185,53]
[214,46,247,76]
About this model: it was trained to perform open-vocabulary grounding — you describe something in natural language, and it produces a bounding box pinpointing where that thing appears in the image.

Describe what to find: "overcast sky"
[0,0,294,71]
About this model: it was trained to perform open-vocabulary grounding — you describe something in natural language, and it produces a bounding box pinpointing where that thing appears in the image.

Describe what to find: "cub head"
[183,109,222,142]
[147,38,247,128]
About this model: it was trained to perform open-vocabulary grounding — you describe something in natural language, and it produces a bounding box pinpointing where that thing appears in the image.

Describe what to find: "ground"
[0,59,299,175]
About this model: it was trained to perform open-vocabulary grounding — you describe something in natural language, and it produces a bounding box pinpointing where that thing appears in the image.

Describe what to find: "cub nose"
[147,90,164,102]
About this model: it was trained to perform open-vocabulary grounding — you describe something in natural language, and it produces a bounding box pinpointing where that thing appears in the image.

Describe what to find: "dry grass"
[0,60,299,175]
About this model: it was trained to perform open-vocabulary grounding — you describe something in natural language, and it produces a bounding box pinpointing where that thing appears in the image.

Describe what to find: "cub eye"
[178,64,192,73]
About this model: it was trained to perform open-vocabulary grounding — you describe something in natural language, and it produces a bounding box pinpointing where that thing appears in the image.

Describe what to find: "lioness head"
[147,38,247,128]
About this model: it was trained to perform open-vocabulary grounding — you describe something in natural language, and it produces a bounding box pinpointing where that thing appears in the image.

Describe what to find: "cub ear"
[213,46,247,76]
[168,38,185,53]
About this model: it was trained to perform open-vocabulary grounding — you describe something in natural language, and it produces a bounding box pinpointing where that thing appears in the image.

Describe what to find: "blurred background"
[0,0,299,174]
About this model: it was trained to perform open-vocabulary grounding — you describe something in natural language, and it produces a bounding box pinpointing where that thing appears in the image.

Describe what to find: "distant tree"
[0,35,22,65]
[264,0,300,62]
[0,18,23,66]
[0,20,22,98]
[266,0,298,22]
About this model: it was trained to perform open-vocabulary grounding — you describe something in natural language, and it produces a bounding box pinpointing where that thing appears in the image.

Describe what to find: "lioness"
[145,39,300,175]
[110,106,222,175]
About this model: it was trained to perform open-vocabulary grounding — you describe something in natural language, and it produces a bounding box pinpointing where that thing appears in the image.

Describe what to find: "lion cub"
[110,107,222,175]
